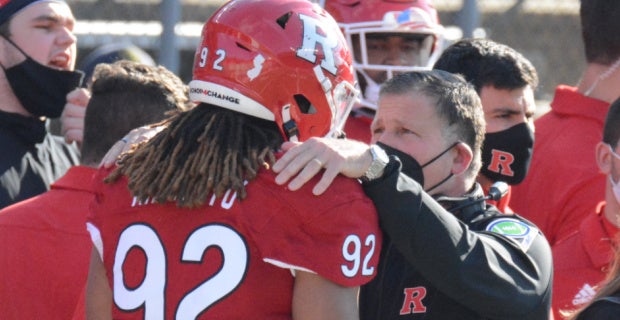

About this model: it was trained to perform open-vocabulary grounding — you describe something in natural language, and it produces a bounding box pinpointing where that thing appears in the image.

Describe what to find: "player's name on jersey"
[130,180,249,210]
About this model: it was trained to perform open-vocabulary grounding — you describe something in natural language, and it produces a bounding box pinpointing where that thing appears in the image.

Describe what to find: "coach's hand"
[99,125,165,168]
[273,137,372,195]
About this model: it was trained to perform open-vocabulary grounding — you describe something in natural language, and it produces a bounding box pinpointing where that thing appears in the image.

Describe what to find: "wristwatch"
[361,144,389,182]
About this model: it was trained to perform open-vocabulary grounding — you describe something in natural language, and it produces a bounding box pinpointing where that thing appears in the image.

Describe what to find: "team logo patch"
[488,149,515,176]
[486,218,537,251]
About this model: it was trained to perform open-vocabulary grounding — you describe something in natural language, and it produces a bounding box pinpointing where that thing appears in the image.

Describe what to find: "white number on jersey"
[341,234,376,277]
[113,223,248,319]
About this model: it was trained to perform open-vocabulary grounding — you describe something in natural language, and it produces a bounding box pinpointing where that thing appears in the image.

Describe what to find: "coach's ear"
[450,142,473,176]
[596,141,613,175]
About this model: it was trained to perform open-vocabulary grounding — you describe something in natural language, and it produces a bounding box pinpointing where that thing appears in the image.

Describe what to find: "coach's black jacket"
[359,157,553,320]
[0,111,79,209]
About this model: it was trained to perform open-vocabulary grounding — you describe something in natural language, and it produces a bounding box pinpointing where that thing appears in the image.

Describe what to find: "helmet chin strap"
[281,105,298,142]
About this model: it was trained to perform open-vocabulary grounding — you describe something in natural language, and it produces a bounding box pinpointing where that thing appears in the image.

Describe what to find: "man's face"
[370,92,455,192]
[479,85,536,133]
[4,1,76,70]
[354,33,433,84]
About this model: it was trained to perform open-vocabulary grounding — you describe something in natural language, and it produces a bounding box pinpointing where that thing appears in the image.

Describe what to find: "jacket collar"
[0,110,46,144]
[550,85,609,125]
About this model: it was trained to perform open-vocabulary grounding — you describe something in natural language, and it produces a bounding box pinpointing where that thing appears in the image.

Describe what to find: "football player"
[84,0,382,319]
[320,0,444,141]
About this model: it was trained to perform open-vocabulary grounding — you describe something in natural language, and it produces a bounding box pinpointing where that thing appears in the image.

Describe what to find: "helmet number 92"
[198,47,226,71]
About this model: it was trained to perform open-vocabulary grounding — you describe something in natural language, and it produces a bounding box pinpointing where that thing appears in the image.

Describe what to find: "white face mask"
[609,144,620,205]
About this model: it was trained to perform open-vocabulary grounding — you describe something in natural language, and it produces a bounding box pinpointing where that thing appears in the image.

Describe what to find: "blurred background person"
[79,42,155,85]
[0,60,191,320]
[59,42,156,145]
[319,0,444,142]
[511,0,620,246]
[0,0,83,209]
[553,97,620,319]
[434,38,538,213]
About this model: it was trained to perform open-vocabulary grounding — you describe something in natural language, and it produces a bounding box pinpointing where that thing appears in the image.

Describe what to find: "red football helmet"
[189,0,359,142]
[321,0,444,113]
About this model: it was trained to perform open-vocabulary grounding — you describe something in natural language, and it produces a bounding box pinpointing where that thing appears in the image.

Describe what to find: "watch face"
[363,144,388,181]
[373,145,389,164]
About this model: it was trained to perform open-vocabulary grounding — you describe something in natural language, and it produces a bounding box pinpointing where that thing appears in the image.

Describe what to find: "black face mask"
[376,141,457,194]
[0,36,84,118]
[480,122,534,185]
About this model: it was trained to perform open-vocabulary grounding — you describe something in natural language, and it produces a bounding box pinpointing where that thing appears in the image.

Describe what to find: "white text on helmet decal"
[247,54,265,81]
[189,88,240,104]
[198,47,226,71]
[296,13,338,75]
[213,49,226,71]
[199,47,208,67]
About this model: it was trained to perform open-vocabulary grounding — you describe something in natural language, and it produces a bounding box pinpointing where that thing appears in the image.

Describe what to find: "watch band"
[361,144,389,182]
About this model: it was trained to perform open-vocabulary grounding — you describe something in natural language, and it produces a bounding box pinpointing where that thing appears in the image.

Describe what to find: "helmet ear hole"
[276,12,293,29]
[294,94,317,114]
[236,42,251,52]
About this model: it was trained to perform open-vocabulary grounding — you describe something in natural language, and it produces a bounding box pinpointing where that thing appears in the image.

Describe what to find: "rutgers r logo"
[487,149,515,176]
[400,287,427,315]
[296,13,338,75]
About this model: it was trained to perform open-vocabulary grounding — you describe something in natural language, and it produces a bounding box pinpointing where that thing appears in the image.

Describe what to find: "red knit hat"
[0,0,66,27]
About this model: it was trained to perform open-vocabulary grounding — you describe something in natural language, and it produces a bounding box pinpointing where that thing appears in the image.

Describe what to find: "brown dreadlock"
[105,104,284,208]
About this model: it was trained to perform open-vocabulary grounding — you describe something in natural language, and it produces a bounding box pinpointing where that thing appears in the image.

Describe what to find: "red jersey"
[87,166,381,319]
[0,166,95,319]
[344,113,372,143]
[551,203,618,319]
[511,85,609,245]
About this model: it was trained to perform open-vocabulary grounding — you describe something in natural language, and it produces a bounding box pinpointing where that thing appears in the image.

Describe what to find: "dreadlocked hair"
[105,104,284,208]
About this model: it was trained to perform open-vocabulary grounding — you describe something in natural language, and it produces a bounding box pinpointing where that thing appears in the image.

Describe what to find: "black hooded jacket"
[0,111,79,209]
[359,157,553,320]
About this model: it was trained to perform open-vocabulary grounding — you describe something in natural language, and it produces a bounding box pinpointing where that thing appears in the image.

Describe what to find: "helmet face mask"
[188,0,359,142]
[351,32,435,81]
[323,0,444,113]
[317,65,359,138]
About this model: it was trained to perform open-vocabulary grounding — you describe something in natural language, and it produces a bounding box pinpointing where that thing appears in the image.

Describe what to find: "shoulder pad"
[485,217,538,252]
